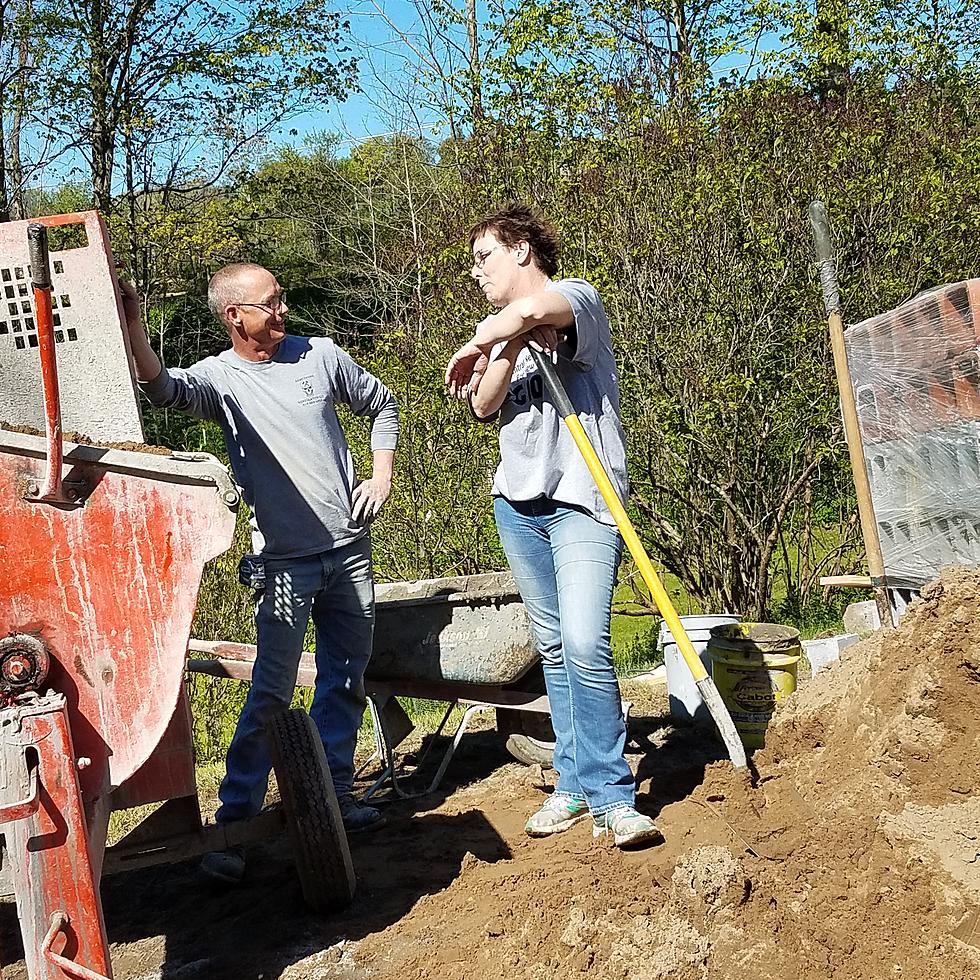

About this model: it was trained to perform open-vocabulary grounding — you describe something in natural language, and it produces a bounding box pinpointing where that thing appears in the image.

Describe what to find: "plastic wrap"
[845,279,980,589]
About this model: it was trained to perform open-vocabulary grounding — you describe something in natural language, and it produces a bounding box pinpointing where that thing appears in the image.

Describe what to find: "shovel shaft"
[808,201,894,628]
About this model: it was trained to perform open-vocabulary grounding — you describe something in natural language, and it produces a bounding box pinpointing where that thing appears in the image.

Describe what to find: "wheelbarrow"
[0,214,353,980]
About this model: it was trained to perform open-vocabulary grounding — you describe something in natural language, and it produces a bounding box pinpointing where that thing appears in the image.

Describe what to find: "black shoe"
[200,846,245,883]
[337,793,386,834]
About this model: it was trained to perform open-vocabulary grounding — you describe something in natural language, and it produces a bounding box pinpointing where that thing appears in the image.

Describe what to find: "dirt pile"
[354,568,980,980]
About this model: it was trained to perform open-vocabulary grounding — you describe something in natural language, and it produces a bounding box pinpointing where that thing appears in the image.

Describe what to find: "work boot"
[592,806,664,849]
[524,794,589,837]
[337,793,386,834]
[200,846,246,884]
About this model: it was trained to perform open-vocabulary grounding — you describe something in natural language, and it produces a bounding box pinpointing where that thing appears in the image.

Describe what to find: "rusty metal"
[26,223,71,505]
[41,913,112,980]
[0,633,50,704]
[0,427,236,977]
[0,694,113,980]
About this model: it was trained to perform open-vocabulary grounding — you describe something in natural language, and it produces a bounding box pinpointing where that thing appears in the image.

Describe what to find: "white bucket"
[660,613,742,724]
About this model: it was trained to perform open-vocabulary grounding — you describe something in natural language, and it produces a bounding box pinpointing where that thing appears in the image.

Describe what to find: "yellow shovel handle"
[561,413,708,682]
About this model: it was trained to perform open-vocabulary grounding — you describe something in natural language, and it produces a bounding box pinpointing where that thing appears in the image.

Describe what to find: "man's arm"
[334,346,399,523]
[352,448,394,523]
[119,279,163,382]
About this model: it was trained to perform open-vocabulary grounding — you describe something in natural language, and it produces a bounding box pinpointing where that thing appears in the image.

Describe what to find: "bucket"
[706,623,802,749]
[660,614,741,725]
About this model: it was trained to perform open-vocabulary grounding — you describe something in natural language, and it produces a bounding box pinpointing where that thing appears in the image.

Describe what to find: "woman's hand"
[445,340,490,400]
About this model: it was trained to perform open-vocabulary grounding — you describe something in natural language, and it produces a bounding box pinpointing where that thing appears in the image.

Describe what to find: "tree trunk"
[466,0,483,123]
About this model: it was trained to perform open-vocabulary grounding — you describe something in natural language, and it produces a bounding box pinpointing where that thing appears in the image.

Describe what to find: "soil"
[1,422,171,454]
[4,568,980,979]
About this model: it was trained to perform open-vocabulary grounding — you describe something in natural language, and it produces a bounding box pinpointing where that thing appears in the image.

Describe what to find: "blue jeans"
[494,497,635,815]
[215,536,375,824]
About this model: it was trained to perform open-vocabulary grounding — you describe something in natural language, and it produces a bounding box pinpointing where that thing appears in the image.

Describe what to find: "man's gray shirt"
[487,278,628,525]
[140,335,399,558]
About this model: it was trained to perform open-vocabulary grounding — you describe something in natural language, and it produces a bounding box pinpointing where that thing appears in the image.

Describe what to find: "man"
[445,204,662,848]
[121,263,398,882]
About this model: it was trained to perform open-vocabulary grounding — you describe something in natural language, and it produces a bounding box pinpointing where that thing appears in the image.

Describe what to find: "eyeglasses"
[472,244,506,270]
[237,290,286,313]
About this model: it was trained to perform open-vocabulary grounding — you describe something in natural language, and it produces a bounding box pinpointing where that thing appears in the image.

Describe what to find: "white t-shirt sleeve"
[549,279,603,371]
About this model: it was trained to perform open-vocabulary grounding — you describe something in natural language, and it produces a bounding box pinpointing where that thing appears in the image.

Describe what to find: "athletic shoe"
[524,794,589,837]
[593,807,664,848]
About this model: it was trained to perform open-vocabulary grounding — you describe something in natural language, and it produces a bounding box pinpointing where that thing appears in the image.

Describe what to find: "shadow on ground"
[0,729,515,980]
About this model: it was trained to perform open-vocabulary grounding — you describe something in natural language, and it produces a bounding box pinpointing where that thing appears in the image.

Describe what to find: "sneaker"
[524,794,590,837]
[337,793,386,834]
[593,807,664,848]
[200,846,245,884]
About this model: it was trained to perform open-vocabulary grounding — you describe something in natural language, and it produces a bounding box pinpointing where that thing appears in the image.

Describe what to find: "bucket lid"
[659,613,742,641]
[707,622,801,655]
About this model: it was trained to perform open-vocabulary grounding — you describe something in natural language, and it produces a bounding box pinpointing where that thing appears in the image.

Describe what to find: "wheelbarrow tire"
[267,708,356,913]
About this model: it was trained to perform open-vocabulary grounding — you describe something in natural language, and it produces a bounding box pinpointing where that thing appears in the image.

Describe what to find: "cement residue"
[671,846,748,911]
[1,421,171,454]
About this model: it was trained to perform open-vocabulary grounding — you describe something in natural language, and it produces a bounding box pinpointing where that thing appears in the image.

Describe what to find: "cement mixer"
[0,213,353,979]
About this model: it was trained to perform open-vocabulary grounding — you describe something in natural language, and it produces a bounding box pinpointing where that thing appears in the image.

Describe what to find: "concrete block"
[843,600,880,634]
[802,633,861,677]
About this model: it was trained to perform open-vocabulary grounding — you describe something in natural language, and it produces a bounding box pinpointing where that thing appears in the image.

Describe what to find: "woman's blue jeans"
[494,497,635,815]
[215,536,375,824]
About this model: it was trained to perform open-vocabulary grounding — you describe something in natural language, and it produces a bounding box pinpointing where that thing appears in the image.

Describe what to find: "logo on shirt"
[506,372,544,409]
[296,374,325,406]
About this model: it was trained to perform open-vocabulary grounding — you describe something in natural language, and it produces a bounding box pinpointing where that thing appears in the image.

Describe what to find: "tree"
[42,0,357,216]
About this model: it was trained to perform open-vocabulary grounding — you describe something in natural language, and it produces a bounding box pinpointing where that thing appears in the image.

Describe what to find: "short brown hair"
[469,203,559,278]
[207,263,267,319]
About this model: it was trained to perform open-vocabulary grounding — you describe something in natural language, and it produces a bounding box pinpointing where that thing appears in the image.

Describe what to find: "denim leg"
[547,509,634,814]
[494,498,584,801]
[494,497,634,814]
[308,536,375,796]
[215,555,320,824]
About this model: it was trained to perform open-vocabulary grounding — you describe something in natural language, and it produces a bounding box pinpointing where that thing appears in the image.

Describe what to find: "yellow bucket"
[706,623,802,749]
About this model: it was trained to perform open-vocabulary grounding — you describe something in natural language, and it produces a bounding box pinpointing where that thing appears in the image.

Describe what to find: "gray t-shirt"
[140,334,398,558]
[487,278,628,525]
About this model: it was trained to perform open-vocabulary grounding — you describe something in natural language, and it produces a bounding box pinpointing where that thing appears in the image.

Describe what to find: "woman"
[445,204,662,848]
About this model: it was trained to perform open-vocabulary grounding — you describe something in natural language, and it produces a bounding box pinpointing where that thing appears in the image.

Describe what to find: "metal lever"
[26,222,73,505]
[0,751,40,823]
[42,912,113,980]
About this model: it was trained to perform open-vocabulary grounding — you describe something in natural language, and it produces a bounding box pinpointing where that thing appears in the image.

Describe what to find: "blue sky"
[280,1,446,152]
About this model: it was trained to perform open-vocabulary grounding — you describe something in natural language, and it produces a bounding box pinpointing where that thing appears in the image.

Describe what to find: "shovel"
[526,345,748,769]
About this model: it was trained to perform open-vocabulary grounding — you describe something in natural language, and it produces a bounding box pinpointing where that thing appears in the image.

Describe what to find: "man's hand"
[118,278,143,333]
[117,277,163,382]
[351,475,391,524]
[445,340,490,400]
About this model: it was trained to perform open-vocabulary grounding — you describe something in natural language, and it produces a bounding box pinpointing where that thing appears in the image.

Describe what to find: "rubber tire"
[505,733,556,767]
[267,708,356,913]
[496,662,556,758]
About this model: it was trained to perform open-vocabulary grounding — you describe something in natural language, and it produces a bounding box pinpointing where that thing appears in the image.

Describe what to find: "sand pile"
[355,569,980,980]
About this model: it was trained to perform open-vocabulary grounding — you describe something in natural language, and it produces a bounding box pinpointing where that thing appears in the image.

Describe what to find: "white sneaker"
[593,807,664,848]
